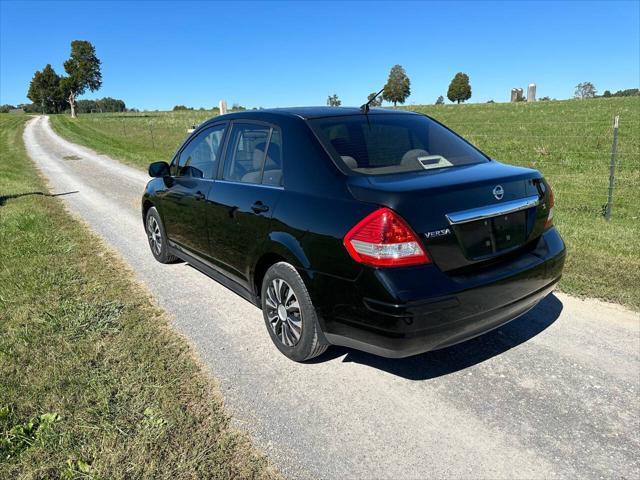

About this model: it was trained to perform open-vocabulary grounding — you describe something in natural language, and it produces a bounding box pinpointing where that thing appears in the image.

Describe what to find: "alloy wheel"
[265,278,302,347]
[147,216,162,255]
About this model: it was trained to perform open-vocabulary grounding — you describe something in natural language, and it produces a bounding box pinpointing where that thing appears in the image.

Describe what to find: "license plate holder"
[455,210,527,259]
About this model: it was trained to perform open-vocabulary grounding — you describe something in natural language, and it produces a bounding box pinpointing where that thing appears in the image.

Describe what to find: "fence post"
[604,115,619,221]
[148,122,155,149]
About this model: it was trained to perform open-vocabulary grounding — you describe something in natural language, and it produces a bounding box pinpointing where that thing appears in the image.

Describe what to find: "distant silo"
[511,88,524,102]
[527,84,536,102]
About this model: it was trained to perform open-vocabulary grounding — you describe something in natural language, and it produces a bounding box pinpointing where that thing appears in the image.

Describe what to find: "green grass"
[0,114,278,479]
[49,98,640,309]
[51,110,221,169]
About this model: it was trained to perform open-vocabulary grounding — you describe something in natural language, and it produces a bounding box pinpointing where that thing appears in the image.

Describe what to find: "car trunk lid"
[347,161,551,272]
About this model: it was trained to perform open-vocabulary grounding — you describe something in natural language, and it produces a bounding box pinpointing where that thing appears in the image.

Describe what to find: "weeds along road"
[24,115,639,480]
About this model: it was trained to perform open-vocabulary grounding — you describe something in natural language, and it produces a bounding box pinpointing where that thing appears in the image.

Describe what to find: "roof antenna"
[360,86,384,113]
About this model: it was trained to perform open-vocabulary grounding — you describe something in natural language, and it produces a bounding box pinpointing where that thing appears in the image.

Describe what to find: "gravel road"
[23,116,640,479]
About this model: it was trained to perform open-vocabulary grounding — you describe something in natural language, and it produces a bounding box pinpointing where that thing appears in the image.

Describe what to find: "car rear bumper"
[307,227,566,358]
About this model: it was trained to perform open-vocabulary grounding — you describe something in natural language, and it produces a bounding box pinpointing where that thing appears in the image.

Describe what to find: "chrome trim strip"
[445,195,540,225]
[215,179,284,190]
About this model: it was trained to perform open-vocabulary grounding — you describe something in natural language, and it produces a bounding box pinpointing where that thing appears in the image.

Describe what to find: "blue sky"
[1,1,639,110]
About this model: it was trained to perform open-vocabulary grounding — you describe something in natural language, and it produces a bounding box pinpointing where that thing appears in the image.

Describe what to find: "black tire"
[261,262,329,362]
[145,206,179,264]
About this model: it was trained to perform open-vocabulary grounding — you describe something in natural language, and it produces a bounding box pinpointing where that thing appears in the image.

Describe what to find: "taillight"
[343,207,431,267]
[544,185,555,229]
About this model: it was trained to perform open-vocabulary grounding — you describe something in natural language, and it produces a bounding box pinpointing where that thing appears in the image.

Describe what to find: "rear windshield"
[308,114,489,175]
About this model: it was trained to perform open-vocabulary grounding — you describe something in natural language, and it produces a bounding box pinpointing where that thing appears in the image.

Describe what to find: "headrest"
[341,156,358,169]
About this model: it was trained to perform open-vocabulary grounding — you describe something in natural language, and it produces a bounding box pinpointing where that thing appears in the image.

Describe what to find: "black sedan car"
[142,107,565,361]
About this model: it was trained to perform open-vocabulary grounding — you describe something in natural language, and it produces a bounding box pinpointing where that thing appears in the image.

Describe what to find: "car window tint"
[309,114,488,175]
[262,128,283,186]
[223,123,271,184]
[176,125,225,178]
[364,124,423,167]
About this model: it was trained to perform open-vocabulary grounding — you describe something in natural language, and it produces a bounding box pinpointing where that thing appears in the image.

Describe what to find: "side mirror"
[148,161,170,178]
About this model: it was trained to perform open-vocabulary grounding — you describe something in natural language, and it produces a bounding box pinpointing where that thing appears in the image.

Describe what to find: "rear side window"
[308,114,488,175]
[223,123,283,186]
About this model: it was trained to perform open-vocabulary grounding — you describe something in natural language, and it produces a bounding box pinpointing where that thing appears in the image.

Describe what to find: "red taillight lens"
[544,185,555,229]
[343,207,431,267]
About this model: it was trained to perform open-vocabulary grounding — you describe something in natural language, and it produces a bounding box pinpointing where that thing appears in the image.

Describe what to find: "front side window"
[308,114,489,175]
[223,123,282,185]
[173,124,226,178]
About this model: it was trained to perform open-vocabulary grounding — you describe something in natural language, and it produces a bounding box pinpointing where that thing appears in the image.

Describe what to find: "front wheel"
[145,206,178,264]
[261,262,329,362]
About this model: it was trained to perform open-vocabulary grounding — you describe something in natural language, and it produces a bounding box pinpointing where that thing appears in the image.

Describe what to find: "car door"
[161,123,227,257]
[206,122,284,286]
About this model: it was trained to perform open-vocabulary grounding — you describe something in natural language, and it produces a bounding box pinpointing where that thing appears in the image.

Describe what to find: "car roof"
[211,106,420,121]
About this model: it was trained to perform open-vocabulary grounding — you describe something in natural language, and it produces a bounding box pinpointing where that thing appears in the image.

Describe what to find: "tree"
[18,103,41,113]
[0,104,16,113]
[27,64,66,113]
[367,92,383,107]
[574,82,596,99]
[610,88,639,97]
[603,90,612,98]
[61,40,102,117]
[435,95,445,105]
[382,65,410,107]
[76,97,126,114]
[327,94,341,107]
[447,72,472,104]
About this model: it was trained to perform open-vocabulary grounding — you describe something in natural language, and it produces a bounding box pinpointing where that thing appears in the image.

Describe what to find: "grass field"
[49,97,640,309]
[0,114,277,479]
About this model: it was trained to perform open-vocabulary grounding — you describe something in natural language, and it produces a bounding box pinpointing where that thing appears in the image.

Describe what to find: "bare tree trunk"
[68,92,76,118]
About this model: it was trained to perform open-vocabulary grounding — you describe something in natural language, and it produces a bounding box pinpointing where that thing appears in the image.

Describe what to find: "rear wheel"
[261,262,329,361]
[145,206,178,264]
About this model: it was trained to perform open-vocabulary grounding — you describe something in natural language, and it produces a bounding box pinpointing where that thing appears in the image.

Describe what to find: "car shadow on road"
[312,293,564,381]
[0,190,78,206]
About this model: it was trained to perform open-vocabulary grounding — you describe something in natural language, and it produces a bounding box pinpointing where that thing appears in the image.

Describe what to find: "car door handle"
[251,201,269,214]
[194,191,205,201]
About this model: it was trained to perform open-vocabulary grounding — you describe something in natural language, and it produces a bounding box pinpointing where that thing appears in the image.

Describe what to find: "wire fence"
[441,114,639,221]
